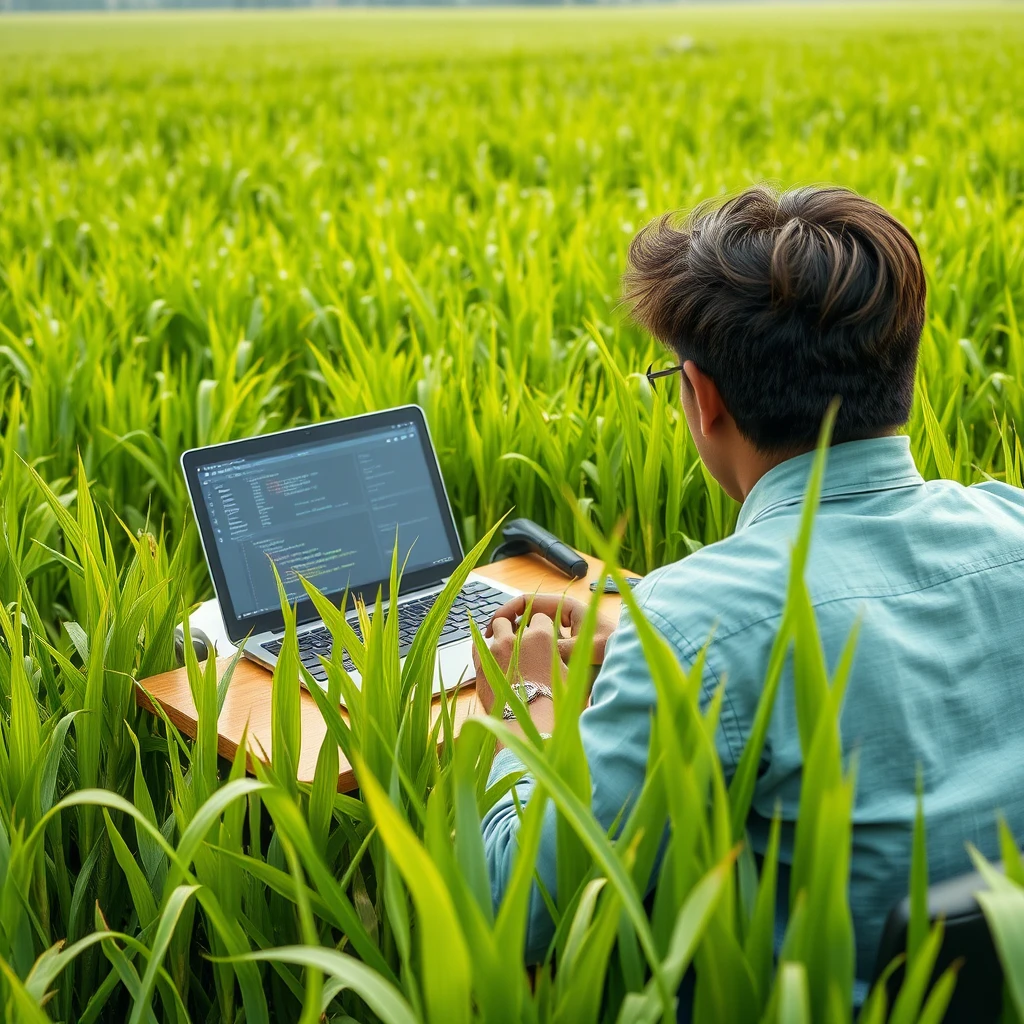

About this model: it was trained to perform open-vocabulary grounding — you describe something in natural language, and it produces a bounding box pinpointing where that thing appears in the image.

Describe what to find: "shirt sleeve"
[480,591,672,962]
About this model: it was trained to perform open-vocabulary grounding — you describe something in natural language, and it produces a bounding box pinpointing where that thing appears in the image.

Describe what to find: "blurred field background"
[2,5,1024,1022]
[3,2,1023,624]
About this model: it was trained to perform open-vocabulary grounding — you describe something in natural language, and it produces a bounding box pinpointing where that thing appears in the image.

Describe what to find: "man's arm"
[480,601,665,961]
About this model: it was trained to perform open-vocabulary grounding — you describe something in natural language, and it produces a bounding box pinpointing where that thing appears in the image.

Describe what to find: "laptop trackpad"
[433,639,477,694]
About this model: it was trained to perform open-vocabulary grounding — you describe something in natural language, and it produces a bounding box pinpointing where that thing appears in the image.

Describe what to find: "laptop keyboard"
[258,580,508,685]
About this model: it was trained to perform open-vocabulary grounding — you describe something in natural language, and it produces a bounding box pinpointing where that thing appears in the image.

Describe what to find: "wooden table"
[136,552,625,791]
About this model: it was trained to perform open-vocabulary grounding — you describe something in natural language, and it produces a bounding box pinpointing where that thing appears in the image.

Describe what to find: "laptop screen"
[184,409,461,638]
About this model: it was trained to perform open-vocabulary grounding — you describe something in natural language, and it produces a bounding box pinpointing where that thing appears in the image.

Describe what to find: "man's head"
[624,185,926,499]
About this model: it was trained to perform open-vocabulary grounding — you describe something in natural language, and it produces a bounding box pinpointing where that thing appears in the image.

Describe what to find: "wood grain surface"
[136,552,630,790]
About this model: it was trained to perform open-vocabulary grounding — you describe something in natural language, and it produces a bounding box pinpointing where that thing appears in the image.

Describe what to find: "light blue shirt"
[483,435,1024,980]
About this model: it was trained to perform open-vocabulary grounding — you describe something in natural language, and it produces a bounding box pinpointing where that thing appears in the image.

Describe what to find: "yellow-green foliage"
[2,5,1023,589]
[0,6,1023,1022]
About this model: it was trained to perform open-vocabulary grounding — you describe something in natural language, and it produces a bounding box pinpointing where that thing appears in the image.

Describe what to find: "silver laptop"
[181,405,519,700]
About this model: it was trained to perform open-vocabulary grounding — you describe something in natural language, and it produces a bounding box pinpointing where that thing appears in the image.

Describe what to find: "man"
[475,184,1024,990]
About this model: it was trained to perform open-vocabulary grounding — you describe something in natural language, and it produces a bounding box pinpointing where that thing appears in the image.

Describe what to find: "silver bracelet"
[502,681,553,720]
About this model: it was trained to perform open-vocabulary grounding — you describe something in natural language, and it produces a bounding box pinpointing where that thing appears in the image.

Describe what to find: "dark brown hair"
[624,185,927,453]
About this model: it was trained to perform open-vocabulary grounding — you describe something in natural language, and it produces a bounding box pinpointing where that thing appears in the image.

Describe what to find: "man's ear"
[683,361,727,438]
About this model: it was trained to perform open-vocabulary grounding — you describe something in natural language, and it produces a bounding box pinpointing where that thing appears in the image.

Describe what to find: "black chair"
[870,866,1004,1022]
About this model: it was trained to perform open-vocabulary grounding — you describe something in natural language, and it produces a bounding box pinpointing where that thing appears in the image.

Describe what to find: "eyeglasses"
[646,363,685,391]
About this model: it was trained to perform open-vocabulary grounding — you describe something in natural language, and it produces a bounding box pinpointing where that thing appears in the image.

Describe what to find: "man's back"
[484,435,1024,976]
[481,186,1024,988]
[632,435,1024,975]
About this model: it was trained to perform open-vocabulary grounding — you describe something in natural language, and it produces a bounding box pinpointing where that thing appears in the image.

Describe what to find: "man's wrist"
[492,696,554,752]
[501,681,553,719]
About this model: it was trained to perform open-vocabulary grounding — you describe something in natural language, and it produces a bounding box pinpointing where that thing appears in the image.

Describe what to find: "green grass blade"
[907,771,929,967]
[355,757,472,1024]
[230,946,418,1024]
[128,885,200,1024]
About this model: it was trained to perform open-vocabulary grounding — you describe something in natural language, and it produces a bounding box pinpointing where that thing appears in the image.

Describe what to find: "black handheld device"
[494,518,589,580]
[173,624,213,666]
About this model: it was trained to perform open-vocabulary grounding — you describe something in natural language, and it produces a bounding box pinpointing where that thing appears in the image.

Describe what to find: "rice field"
[1,4,1023,1021]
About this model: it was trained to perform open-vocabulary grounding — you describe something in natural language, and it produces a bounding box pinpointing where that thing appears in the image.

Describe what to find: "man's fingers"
[490,616,514,641]
[528,612,554,635]
[486,595,527,636]
[525,595,576,625]
[487,593,582,634]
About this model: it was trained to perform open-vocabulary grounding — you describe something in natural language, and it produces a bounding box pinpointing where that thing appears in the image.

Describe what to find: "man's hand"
[473,610,565,717]
[486,594,617,665]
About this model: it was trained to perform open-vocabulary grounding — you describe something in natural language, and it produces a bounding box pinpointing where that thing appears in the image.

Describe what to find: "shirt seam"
[638,543,1024,765]
[702,543,1024,647]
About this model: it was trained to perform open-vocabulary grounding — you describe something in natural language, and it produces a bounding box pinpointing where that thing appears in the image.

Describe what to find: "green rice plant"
[1,397,982,1023]
[2,5,1023,579]
[1,5,1023,1020]
[970,825,1024,1023]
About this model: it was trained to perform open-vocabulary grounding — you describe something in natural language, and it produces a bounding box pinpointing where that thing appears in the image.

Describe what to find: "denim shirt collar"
[736,435,924,532]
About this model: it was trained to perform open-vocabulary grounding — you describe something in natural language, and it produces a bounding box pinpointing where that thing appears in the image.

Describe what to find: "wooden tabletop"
[136,552,628,791]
